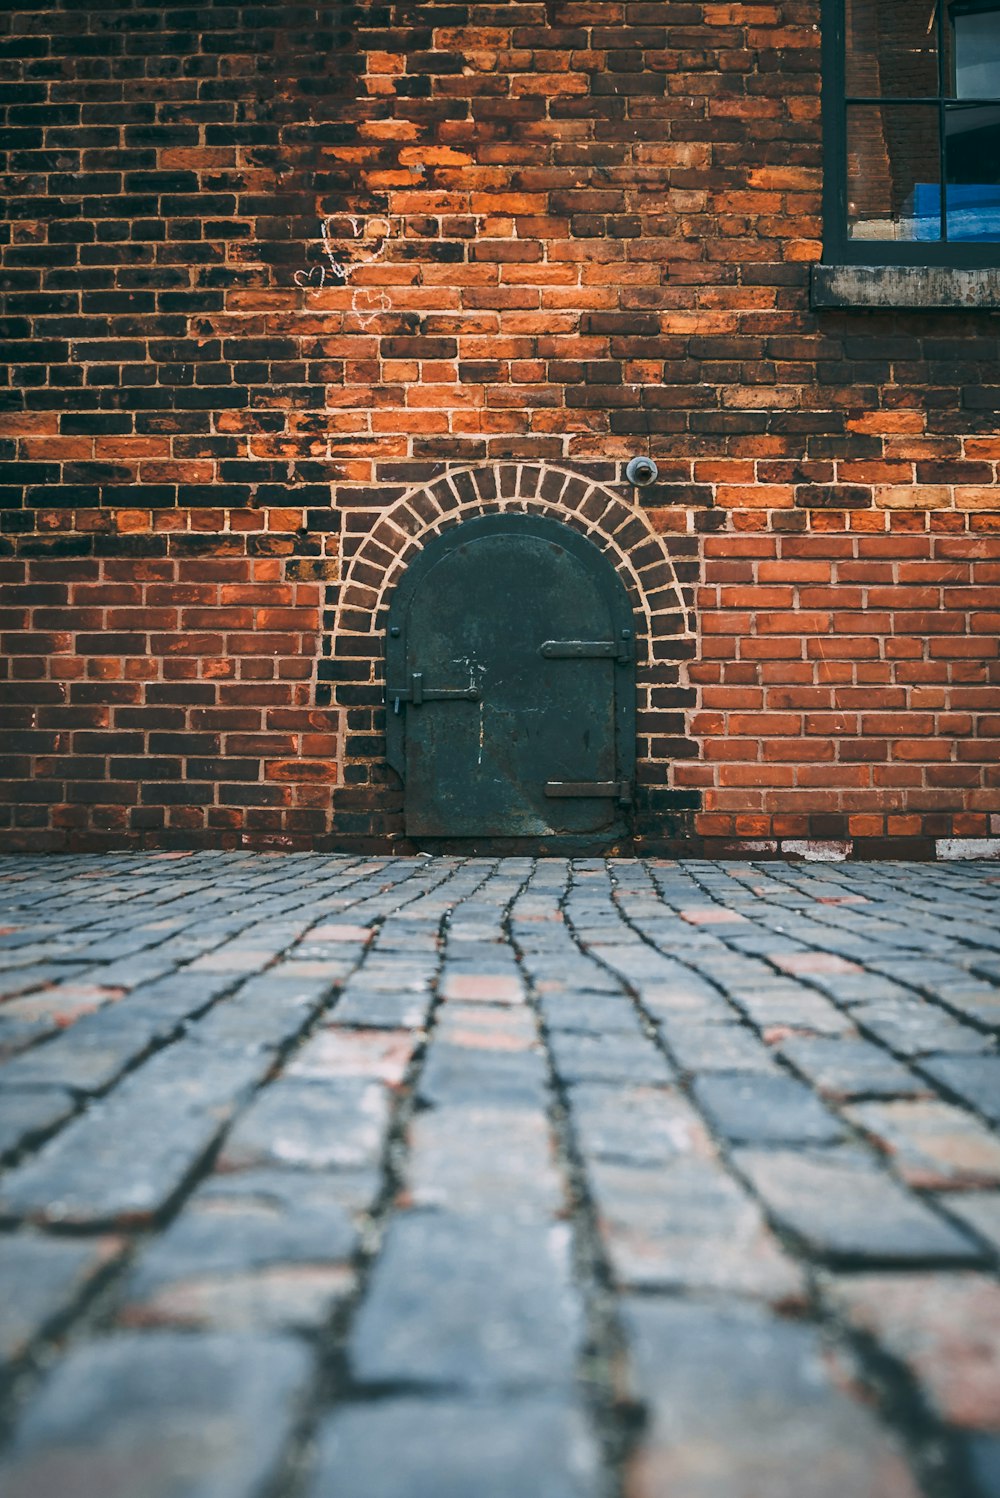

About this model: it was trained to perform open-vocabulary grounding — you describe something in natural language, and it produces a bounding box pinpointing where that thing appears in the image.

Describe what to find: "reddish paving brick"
[286,1029,418,1086]
[845,1101,1000,1191]
[773,953,865,976]
[679,908,749,926]
[825,1273,1000,1431]
[438,974,525,1004]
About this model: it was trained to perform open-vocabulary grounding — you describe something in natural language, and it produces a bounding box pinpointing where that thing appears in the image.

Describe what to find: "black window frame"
[822,0,1000,267]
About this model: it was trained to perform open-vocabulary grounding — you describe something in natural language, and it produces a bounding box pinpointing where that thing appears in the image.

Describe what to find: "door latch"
[540,629,632,664]
[387,671,480,713]
[545,780,632,805]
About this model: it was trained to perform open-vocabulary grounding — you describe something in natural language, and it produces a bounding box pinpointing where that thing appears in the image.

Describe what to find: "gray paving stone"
[0,1332,310,1498]
[660,1021,780,1075]
[537,992,647,1036]
[0,1234,122,1370]
[0,1044,266,1228]
[417,1043,549,1109]
[735,1147,982,1264]
[331,986,434,1028]
[728,987,854,1036]
[620,1298,922,1498]
[692,1073,846,1145]
[917,1055,1000,1125]
[937,1191,1000,1255]
[0,1086,77,1159]
[406,1107,564,1218]
[934,987,1000,1030]
[0,963,92,1002]
[965,1435,1000,1498]
[844,1099,1000,1189]
[547,1029,674,1086]
[197,1164,384,1216]
[519,962,623,998]
[187,973,333,1055]
[0,975,236,1097]
[585,1157,805,1304]
[639,985,739,1023]
[308,1396,600,1498]
[119,1173,359,1332]
[0,1015,161,1095]
[348,1210,583,1391]
[854,1001,992,1057]
[779,1036,926,1100]
[567,1083,715,1167]
[218,1077,391,1173]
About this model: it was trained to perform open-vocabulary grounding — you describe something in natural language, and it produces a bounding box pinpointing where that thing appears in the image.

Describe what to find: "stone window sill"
[811,263,1000,311]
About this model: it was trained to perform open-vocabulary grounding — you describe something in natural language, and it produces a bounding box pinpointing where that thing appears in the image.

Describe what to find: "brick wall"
[1,0,998,855]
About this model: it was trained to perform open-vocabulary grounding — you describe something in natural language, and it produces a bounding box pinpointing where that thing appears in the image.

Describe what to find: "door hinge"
[386,671,480,713]
[545,780,632,804]
[541,629,631,663]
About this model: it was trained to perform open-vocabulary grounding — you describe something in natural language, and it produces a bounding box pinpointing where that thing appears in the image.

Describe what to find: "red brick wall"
[1,1,998,854]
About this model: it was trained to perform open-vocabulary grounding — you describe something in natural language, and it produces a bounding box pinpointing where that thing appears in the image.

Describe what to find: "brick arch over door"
[323,463,700,848]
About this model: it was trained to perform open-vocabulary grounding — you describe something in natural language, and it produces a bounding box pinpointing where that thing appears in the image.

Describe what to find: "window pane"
[953,5,1000,97]
[945,101,1000,237]
[847,105,942,240]
[846,0,939,98]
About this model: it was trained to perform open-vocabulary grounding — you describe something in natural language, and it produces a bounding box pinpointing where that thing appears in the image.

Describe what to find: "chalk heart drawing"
[322,214,395,275]
[293,263,328,290]
[352,289,392,326]
[295,213,398,297]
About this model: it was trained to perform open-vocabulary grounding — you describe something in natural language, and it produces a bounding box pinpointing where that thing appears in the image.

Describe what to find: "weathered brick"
[1,5,999,856]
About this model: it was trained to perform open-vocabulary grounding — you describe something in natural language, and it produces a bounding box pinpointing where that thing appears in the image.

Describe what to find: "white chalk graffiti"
[294,213,398,293]
[351,288,392,326]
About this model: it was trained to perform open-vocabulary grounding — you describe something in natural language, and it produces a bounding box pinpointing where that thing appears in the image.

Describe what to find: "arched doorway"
[385,513,636,846]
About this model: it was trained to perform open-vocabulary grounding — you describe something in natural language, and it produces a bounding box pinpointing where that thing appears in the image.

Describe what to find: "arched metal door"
[385,514,636,840]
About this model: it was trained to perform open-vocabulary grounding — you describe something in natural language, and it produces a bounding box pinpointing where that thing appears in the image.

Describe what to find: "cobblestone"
[119,1171,360,1333]
[845,1099,1000,1190]
[348,1211,583,1392]
[0,854,998,1497]
[735,1146,983,1265]
[308,1396,600,1498]
[0,1044,268,1228]
[918,1056,1000,1126]
[0,1331,311,1498]
[620,1299,922,1498]
[779,1034,927,1101]
[692,1073,846,1145]
[0,1233,121,1372]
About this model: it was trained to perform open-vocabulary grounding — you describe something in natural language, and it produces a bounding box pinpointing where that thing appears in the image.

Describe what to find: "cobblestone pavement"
[0,855,999,1497]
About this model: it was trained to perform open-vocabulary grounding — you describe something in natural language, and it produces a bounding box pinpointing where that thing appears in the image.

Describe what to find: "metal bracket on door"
[540,629,632,663]
[386,671,480,714]
[545,780,632,805]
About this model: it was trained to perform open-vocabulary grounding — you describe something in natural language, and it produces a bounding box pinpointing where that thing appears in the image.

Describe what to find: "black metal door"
[385,514,636,840]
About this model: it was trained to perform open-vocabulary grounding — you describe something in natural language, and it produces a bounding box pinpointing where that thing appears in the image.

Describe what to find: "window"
[823,0,1000,264]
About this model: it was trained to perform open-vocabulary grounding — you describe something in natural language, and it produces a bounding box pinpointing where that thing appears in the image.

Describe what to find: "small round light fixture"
[626,456,658,486]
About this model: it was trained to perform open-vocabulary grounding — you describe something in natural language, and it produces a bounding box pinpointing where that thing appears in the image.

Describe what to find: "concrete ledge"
[936,838,1000,861]
[811,264,1000,311]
